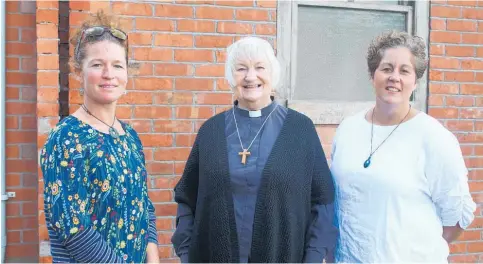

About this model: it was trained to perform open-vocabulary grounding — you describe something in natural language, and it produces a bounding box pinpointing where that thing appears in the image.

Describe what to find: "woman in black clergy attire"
[171,36,338,263]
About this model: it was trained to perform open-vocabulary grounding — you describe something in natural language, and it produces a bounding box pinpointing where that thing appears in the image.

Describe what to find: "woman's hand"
[146,242,160,263]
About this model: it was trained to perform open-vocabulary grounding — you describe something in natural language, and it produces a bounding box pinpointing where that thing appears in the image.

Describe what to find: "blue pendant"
[363,156,371,168]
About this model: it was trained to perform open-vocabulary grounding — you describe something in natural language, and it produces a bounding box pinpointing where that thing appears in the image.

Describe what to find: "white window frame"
[276,0,430,124]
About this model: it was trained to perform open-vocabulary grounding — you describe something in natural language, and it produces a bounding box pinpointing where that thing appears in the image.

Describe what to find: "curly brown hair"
[367,30,427,80]
[69,10,132,72]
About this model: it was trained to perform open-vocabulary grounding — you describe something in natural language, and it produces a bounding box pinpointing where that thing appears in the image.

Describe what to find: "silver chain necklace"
[232,104,278,165]
[81,104,120,139]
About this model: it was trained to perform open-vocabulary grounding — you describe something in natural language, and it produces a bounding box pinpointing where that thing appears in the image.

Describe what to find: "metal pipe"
[1,0,8,262]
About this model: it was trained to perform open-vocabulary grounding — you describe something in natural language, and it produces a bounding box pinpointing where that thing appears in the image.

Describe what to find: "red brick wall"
[429,0,483,262]
[5,0,39,262]
[3,0,483,263]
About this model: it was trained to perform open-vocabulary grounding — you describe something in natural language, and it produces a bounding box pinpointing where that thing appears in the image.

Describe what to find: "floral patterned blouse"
[40,115,158,263]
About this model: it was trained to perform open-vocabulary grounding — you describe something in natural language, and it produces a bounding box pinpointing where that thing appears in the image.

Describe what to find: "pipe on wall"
[1,0,8,262]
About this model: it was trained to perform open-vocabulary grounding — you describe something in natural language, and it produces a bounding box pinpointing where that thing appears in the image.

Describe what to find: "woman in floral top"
[40,11,159,263]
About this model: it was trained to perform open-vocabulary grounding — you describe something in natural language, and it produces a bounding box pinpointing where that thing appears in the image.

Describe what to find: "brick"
[216,79,232,91]
[6,102,35,115]
[158,246,173,259]
[134,78,173,90]
[118,92,154,104]
[21,28,36,43]
[428,108,458,119]
[476,72,483,82]
[6,202,20,216]
[430,31,461,43]
[430,19,446,30]
[37,103,59,117]
[37,9,58,24]
[430,57,460,69]
[21,116,37,130]
[155,64,193,76]
[431,5,461,18]
[154,120,193,133]
[21,57,36,72]
[155,92,194,105]
[38,88,59,103]
[444,71,474,81]
[195,6,234,20]
[5,244,38,258]
[176,0,214,3]
[6,131,36,144]
[23,229,38,243]
[37,39,59,54]
[446,120,474,131]
[155,4,194,18]
[447,19,477,31]
[6,87,19,100]
[448,254,479,263]
[445,46,475,57]
[133,48,172,61]
[69,1,90,11]
[236,9,270,21]
[446,96,474,106]
[7,28,18,42]
[129,32,153,46]
[6,57,19,70]
[37,71,59,87]
[429,70,444,81]
[256,24,276,35]
[6,43,35,56]
[174,49,213,62]
[461,84,483,94]
[148,190,173,203]
[175,134,197,147]
[217,22,253,34]
[6,145,19,158]
[37,55,59,70]
[216,50,227,63]
[7,231,20,243]
[139,134,173,147]
[154,204,177,216]
[428,95,444,106]
[37,23,58,39]
[462,33,483,44]
[155,34,193,47]
[468,242,483,253]
[112,2,153,16]
[22,87,37,101]
[146,162,174,175]
[195,35,233,48]
[460,108,483,119]
[154,148,191,161]
[256,0,277,8]
[195,65,225,77]
[6,14,35,27]
[429,45,445,55]
[195,93,232,105]
[175,162,187,174]
[69,12,90,26]
[134,106,172,119]
[462,59,483,70]
[6,1,18,12]
[178,20,215,33]
[135,18,174,31]
[447,0,477,6]
[216,0,254,6]
[462,8,483,19]
[479,22,483,32]
[176,106,214,119]
[6,72,36,85]
[136,63,154,76]
[156,218,173,231]
[6,173,21,187]
[176,78,213,91]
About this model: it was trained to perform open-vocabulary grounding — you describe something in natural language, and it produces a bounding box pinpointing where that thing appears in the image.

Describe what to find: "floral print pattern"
[40,116,155,263]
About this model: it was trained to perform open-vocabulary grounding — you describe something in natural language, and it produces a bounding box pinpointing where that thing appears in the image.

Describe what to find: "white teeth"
[387,87,399,92]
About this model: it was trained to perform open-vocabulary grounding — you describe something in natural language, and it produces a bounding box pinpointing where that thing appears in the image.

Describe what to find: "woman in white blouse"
[330,31,476,262]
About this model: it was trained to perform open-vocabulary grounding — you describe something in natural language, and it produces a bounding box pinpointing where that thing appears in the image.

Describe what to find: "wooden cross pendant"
[238,149,251,165]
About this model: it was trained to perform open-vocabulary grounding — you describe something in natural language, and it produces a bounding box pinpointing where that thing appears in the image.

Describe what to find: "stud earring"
[79,89,84,96]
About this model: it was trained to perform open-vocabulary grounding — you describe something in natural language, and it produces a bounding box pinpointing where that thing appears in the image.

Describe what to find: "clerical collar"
[233,100,277,118]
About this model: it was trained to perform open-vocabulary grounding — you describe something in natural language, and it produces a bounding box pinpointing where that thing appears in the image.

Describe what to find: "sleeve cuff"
[180,253,189,263]
[440,194,476,229]
[303,249,326,263]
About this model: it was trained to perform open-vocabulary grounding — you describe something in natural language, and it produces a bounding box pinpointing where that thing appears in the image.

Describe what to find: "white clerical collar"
[249,110,262,118]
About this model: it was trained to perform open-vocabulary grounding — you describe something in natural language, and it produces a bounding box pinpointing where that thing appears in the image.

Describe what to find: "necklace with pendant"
[232,104,278,165]
[363,105,411,168]
[81,104,120,139]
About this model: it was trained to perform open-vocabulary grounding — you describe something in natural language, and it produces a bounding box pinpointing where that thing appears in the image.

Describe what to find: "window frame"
[276,0,430,125]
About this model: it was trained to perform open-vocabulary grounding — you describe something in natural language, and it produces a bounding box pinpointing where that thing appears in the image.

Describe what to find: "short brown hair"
[367,30,427,80]
[69,10,132,71]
